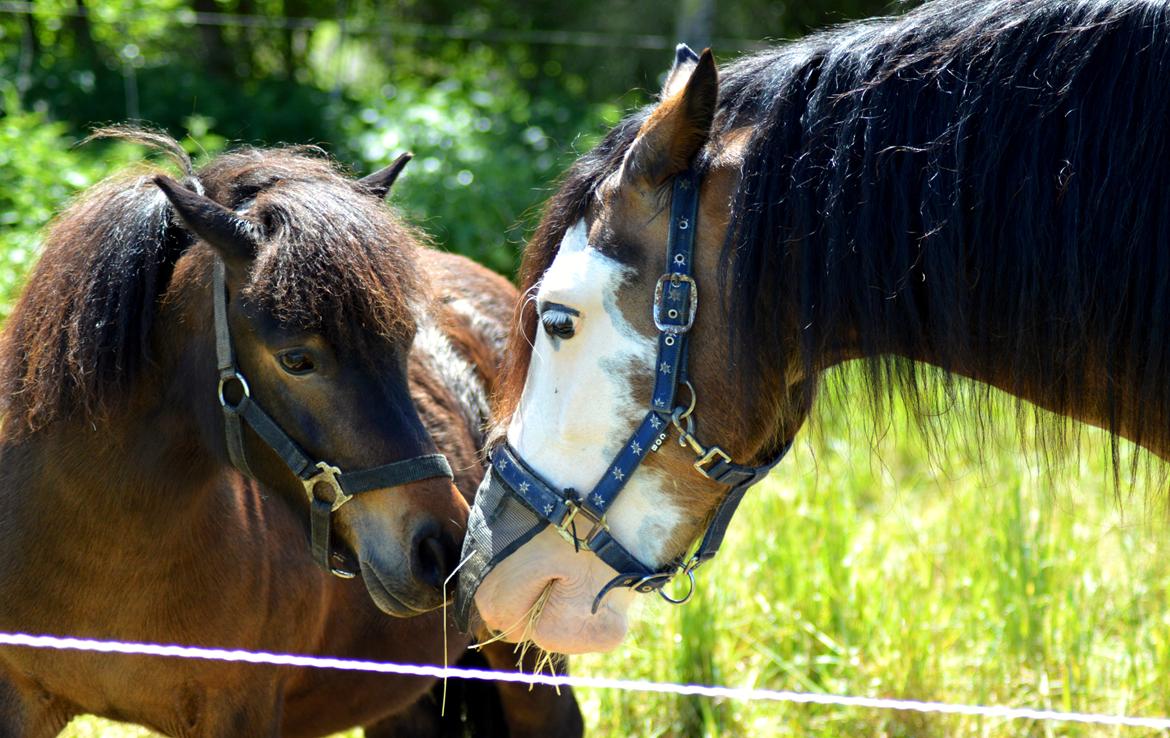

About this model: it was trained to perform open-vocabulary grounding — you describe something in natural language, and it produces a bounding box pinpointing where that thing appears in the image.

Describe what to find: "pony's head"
[459,49,809,653]
[165,150,468,615]
[3,134,466,616]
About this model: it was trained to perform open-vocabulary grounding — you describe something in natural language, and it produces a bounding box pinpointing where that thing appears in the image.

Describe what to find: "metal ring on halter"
[217,372,251,410]
[658,567,696,605]
[330,551,358,579]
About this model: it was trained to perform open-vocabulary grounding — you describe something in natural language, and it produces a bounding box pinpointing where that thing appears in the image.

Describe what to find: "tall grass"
[60,370,1170,737]
[575,370,1170,738]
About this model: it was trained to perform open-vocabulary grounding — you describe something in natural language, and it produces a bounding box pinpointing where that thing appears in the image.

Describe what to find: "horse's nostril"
[413,528,455,591]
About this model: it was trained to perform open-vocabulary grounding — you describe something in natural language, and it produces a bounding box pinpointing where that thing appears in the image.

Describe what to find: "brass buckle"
[303,461,351,512]
[652,273,698,333]
[555,500,608,550]
[693,446,732,479]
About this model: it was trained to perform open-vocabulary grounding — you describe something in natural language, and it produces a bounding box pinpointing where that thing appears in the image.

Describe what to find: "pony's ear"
[154,176,258,265]
[623,47,718,187]
[358,152,413,199]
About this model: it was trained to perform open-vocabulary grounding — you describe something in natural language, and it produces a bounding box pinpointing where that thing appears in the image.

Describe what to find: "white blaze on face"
[508,219,682,567]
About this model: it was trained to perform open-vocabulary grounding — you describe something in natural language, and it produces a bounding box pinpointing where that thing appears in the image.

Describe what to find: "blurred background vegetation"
[0,0,896,290]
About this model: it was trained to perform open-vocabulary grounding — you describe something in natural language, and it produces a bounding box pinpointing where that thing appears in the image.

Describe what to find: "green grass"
[54,374,1170,737]
[572,380,1170,738]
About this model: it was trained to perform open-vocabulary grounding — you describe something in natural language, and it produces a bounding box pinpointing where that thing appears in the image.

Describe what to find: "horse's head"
[156,152,466,616]
[457,48,810,653]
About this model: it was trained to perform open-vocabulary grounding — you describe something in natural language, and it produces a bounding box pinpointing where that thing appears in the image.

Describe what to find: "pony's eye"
[540,303,579,340]
[278,349,317,375]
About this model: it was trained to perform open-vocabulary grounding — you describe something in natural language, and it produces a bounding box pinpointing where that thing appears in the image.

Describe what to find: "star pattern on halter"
[650,415,663,430]
[659,361,672,374]
[543,502,553,516]
[612,468,625,482]
[631,440,643,456]
[498,457,508,470]
[591,492,604,507]
[518,481,529,494]
[673,253,687,266]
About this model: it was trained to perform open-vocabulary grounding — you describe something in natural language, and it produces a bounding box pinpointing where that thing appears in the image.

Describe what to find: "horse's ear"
[154,176,258,264]
[623,47,718,187]
[359,152,413,199]
[662,43,701,99]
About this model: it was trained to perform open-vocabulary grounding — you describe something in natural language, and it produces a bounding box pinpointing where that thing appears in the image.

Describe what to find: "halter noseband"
[460,169,791,617]
[212,258,453,578]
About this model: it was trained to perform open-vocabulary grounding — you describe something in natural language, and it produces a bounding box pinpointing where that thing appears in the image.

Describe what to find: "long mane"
[1,132,425,434]
[502,0,1170,470]
[721,0,1170,465]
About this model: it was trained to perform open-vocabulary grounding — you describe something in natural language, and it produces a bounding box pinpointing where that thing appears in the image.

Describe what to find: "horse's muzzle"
[454,465,548,630]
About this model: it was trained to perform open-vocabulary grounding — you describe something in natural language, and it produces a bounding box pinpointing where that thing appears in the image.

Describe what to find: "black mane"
[719,0,1170,464]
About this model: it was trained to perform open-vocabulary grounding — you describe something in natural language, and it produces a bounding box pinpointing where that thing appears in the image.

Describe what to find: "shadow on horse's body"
[0,132,580,737]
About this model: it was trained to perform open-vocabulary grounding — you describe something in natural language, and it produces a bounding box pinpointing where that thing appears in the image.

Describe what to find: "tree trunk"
[70,0,99,61]
[675,0,715,51]
[192,0,236,78]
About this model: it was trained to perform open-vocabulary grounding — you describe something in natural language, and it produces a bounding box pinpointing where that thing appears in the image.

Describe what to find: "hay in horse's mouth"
[472,580,563,690]
[513,582,561,690]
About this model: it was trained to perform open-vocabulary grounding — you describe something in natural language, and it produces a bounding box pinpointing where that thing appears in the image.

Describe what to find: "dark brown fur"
[0,134,580,737]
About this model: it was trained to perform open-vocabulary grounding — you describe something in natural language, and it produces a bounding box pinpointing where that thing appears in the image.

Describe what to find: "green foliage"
[0,85,144,314]
[337,43,619,273]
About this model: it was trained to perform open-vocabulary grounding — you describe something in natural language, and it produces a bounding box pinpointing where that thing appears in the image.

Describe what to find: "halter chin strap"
[212,258,453,578]
[456,170,791,623]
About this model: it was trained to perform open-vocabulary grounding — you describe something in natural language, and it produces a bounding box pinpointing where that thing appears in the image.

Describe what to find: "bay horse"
[456,0,1170,654]
[0,130,580,736]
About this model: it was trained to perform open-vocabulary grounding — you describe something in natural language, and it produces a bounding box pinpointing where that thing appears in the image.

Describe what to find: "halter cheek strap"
[212,258,453,577]
[484,170,792,612]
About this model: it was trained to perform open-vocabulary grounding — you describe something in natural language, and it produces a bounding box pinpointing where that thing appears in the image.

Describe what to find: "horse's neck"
[801,244,1166,460]
[0,394,231,554]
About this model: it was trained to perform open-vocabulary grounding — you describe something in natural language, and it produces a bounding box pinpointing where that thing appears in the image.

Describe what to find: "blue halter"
[458,169,791,620]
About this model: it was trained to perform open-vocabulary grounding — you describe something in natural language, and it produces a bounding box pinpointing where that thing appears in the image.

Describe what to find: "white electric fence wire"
[1,632,1168,730]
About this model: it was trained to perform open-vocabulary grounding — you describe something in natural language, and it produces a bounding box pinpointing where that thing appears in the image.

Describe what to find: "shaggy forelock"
[202,149,425,352]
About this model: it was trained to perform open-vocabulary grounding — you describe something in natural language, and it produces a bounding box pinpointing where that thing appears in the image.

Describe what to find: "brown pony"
[459,0,1170,654]
[0,131,580,736]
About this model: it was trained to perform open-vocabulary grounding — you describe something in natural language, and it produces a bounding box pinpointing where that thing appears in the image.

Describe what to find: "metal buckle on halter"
[693,446,733,479]
[303,461,352,512]
[555,499,608,550]
[653,273,698,333]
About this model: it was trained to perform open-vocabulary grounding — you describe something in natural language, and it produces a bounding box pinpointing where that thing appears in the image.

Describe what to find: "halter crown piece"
[212,258,453,577]
[455,169,792,625]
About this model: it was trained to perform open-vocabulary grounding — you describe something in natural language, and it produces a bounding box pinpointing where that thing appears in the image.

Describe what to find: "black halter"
[211,258,454,578]
[456,170,791,621]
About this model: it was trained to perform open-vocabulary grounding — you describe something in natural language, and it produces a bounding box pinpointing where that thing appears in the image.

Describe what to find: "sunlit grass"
[574,371,1170,737]
[54,371,1170,737]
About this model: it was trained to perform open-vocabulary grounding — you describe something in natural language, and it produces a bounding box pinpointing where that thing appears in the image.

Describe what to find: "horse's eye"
[278,349,317,375]
[540,304,578,340]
